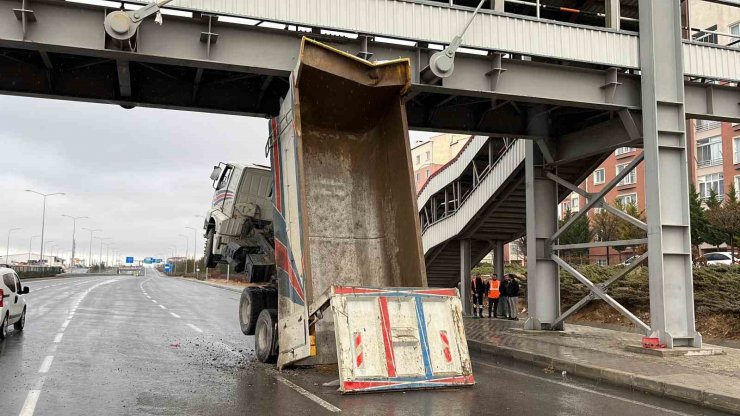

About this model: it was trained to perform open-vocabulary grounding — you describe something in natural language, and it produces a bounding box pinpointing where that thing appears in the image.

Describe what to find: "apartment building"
[411,134,471,191]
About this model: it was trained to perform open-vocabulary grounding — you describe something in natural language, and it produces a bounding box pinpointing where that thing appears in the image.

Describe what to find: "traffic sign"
[144,257,153,264]
[125,257,134,264]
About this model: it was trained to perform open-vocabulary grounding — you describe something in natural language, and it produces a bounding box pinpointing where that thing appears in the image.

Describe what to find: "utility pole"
[83,228,101,267]
[185,226,198,279]
[28,235,39,263]
[25,190,65,263]
[5,228,21,265]
[99,238,111,269]
[62,215,88,270]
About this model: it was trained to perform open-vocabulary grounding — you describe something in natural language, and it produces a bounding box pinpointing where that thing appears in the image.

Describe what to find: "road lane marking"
[19,390,42,416]
[38,356,54,373]
[159,305,167,310]
[275,376,341,413]
[473,360,695,416]
[53,333,64,343]
[170,312,181,318]
[187,324,203,333]
[151,300,157,303]
[61,320,71,329]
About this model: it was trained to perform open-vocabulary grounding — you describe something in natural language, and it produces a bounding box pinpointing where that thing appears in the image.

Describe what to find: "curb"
[169,276,243,294]
[467,339,740,415]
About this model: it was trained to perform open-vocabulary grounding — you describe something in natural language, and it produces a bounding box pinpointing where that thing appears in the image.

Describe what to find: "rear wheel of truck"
[255,309,278,363]
[239,287,264,335]
[204,228,218,268]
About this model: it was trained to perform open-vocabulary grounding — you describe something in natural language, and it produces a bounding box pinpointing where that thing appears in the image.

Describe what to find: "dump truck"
[203,38,474,393]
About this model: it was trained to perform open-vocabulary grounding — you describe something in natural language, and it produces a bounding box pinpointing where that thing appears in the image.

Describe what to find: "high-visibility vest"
[488,280,500,299]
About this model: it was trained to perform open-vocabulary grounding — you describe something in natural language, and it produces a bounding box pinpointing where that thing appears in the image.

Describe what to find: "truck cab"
[203,163,275,281]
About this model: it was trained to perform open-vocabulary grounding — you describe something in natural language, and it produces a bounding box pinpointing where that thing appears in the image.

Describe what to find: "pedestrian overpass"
[2,0,740,349]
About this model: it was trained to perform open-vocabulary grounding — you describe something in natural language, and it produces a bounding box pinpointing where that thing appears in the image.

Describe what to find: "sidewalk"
[466,317,740,415]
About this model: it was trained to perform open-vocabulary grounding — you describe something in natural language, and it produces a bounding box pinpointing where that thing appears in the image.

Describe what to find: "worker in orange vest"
[487,274,501,318]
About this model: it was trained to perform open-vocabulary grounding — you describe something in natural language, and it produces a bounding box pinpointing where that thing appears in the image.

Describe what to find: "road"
[0,269,731,416]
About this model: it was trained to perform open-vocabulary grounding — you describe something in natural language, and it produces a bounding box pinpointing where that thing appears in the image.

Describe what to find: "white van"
[0,267,29,339]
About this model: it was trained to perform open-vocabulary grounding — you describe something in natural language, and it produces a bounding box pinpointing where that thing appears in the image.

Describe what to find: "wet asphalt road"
[0,269,732,416]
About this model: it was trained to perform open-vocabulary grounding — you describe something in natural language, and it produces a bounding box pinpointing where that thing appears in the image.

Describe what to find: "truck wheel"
[205,228,218,268]
[13,307,25,331]
[239,287,264,335]
[255,309,279,363]
[262,287,278,310]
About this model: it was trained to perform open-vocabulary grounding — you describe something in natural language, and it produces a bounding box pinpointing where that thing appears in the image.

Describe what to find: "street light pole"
[25,190,65,262]
[83,228,101,267]
[99,238,111,268]
[43,241,54,265]
[28,235,39,263]
[5,228,21,265]
[62,215,88,270]
[185,226,198,277]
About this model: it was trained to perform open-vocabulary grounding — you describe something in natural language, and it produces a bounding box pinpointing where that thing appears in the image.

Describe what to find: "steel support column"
[523,141,561,330]
[605,0,620,30]
[460,239,472,316]
[639,0,701,348]
[495,241,505,279]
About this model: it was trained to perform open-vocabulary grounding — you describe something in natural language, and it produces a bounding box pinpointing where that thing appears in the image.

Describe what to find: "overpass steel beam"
[460,239,472,316]
[639,0,701,349]
[1,0,738,125]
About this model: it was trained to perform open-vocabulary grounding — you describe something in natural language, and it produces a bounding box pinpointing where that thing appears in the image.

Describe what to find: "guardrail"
[11,265,64,278]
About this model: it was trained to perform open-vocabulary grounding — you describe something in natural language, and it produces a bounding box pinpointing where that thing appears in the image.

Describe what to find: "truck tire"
[255,309,279,363]
[205,228,218,269]
[0,313,7,339]
[262,286,278,310]
[13,307,25,331]
[239,287,264,335]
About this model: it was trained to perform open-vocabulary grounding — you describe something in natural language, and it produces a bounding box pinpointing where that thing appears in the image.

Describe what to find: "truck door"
[2,272,20,320]
[212,164,235,212]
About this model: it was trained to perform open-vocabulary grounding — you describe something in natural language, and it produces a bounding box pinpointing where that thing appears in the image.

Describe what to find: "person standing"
[487,274,501,318]
[472,273,486,318]
[507,274,520,320]
[498,274,510,318]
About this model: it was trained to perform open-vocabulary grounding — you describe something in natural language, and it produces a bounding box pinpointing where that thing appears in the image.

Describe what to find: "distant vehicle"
[0,267,29,339]
[702,251,740,266]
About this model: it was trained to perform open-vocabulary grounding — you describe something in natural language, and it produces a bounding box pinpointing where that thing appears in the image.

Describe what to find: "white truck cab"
[202,163,275,281]
[0,267,29,339]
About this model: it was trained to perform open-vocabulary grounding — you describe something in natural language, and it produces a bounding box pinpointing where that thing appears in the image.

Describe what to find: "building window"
[735,176,740,198]
[426,169,430,178]
[693,25,718,44]
[735,137,740,164]
[416,155,420,165]
[696,136,722,167]
[698,173,724,201]
[615,147,633,156]
[593,168,605,185]
[616,193,638,208]
[597,259,608,266]
[616,164,637,186]
[730,22,739,38]
[562,201,571,212]
[415,173,420,181]
[572,197,580,211]
[593,207,604,215]
[425,151,430,161]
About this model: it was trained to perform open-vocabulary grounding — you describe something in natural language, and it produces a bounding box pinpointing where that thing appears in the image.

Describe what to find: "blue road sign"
[155,259,162,264]
[125,257,134,264]
[144,257,153,264]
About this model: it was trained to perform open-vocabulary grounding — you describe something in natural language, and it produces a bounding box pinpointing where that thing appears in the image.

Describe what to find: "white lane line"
[146,296,151,299]
[151,300,157,303]
[53,333,64,343]
[170,312,181,318]
[19,390,42,416]
[159,305,167,310]
[275,376,341,413]
[61,320,71,329]
[187,324,203,333]
[38,356,54,374]
[473,361,694,416]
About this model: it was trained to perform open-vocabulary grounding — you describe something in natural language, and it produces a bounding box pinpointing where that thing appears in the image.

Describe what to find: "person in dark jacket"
[498,275,510,318]
[506,274,520,320]
[472,273,486,318]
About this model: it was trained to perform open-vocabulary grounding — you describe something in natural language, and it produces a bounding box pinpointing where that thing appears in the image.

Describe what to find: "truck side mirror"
[210,166,222,181]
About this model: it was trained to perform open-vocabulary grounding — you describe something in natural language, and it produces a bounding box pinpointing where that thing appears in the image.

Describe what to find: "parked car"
[703,251,740,266]
[0,267,29,339]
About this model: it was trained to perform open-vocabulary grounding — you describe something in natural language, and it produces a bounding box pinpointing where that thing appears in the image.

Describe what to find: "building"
[411,134,471,191]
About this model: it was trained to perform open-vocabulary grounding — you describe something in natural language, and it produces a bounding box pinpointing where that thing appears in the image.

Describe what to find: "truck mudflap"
[330,286,475,393]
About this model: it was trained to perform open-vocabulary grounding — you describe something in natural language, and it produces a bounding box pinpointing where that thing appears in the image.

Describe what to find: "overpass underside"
[1,0,739,349]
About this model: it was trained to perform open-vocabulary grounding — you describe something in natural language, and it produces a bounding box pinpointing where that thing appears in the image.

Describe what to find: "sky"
[0,95,436,264]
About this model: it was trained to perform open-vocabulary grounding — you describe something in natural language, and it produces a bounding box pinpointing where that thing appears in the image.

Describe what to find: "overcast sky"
[0,95,435,264]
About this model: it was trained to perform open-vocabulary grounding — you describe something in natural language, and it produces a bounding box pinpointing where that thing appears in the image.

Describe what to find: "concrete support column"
[605,0,620,30]
[495,241,505,279]
[523,141,561,330]
[639,0,701,348]
[460,239,472,316]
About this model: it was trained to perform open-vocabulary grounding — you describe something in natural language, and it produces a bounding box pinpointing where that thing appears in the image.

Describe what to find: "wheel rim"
[241,298,250,325]
[1,317,6,337]
[258,322,268,352]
